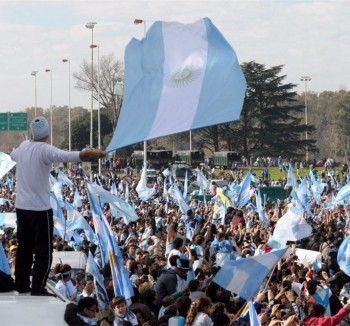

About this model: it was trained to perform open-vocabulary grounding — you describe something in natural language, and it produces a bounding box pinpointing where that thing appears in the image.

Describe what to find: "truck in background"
[175,150,205,166]
[132,150,173,169]
[213,151,241,168]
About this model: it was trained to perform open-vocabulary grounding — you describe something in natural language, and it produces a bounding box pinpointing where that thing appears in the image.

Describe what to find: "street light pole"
[63,59,71,152]
[300,76,311,163]
[85,22,97,149]
[45,69,53,145]
[134,18,147,166]
[31,71,38,116]
[90,44,101,175]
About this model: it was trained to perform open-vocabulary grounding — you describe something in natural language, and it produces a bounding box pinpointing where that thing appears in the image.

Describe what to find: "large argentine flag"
[107,18,246,151]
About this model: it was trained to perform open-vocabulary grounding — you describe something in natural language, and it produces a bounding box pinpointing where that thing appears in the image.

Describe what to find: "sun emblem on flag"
[169,65,202,87]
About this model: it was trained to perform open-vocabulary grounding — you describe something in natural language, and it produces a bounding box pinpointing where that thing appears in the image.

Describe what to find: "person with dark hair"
[154,255,190,304]
[11,116,104,296]
[111,295,138,325]
[306,279,331,316]
[54,263,77,301]
[188,279,206,301]
[303,301,350,325]
[205,282,227,304]
[166,237,185,268]
[64,297,99,325]
[176,296,192,318]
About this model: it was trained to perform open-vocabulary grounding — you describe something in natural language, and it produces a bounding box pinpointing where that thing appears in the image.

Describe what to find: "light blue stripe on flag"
[0,242,10,274]
[213,248,287,301]
[248,300,261,326]
[107,17,246,151]
[337,235,350,276]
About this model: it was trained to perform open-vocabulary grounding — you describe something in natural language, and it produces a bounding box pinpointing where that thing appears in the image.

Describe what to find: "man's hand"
[79,149,105,161]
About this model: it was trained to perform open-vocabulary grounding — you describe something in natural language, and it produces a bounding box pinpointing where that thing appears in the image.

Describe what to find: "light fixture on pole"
[134,18,146,36]
[62,59,71,152]
[45,69,53,145]
[90,44,101,175]
[134,18,147,166]
[85,22,97,149]
[31,71,38,116]
[300,76,311,163]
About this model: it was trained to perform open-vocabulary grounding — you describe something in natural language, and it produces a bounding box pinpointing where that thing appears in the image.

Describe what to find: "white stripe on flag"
[151,20,207,134]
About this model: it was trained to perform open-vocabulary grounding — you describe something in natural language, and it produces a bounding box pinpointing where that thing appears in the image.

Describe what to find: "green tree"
[237,61,317,158]
[60,108,113,150]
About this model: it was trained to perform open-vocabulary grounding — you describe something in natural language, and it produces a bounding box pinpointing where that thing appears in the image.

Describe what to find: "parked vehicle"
[213,151,241,168]
[175,150,204,166]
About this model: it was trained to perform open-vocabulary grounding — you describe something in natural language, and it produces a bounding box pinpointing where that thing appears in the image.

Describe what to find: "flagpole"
[134,18,148,171]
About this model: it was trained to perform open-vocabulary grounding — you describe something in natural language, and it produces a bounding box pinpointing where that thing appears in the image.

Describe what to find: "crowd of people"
[1,120,350,325]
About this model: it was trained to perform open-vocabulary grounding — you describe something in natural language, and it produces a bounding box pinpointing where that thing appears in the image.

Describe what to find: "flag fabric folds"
[65,201,97,244]
[272,206,312,244]
[196,170,211,192]
[136,166,155,201]
[57,170,73,188]
[106,17,246,151]
[255,188,269,228]
[236,172,253,208]
[169,182,190,214]
[248,300,261,326]
[87,183,134,299]
[213,248,287,301]
[73,189,83,208]
[0,152,16,180]
[337,235,350,276]
[286,164,296,189]
[86,251,110,309]
[334,183,350,203]
[88,182,138,224]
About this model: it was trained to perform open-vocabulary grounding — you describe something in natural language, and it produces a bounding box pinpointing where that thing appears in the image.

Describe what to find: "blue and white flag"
[169,182,190,214]
[337,235,350,276]
[236,172,253,208]
[65,201,96,244]
[334,183,350,203]
[88,182,138,224]
[196,170,210,192]
[73,189,83,208]
[50,192,72,241]
[183,170,188,199]
[286,163,296,189]
[255,188,269,228]
[86,251,110,309]
[107,17,246,151]
[272,206,312,244]
[0,212,16,229]
[87,183,134,299]
[110,182,118,196]
[57,170,73,188]
[0,152,15,180]
[248,300,261,326]
[136,166,154,201]
[213,248,287,301]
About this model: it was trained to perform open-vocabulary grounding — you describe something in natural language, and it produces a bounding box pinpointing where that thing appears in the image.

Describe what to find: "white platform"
[0,291,68,326]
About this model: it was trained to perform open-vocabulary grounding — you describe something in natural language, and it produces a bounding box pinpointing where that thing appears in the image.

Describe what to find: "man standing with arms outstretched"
[11,116,105,296]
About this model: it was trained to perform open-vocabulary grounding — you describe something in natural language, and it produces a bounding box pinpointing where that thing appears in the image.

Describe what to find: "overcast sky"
[0,0,348,113]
